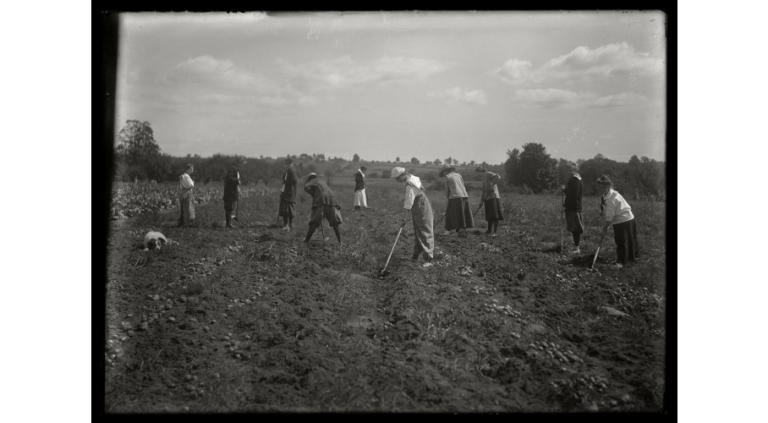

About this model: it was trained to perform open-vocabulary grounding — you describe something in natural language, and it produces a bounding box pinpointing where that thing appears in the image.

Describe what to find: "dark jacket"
[280,166,298,203]
[304,178,341,208]
[563,174,583,212]
[223,167,240,201]
[354,170,366,192]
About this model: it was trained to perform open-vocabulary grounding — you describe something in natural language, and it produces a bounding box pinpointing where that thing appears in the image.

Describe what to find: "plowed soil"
[104,185,667,412]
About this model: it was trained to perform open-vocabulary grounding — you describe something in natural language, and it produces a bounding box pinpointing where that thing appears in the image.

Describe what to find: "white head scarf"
[390,167,406,179]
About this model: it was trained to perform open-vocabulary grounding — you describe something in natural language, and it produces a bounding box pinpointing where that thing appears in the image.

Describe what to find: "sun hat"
[596,175,613,186]
[475,166,487,173]
[390,167,406,179]
[439,164,457,177]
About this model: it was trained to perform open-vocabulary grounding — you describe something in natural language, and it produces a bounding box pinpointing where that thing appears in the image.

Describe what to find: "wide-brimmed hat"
[390,167,406,179]
[438,164,456,177]
[596,175,613,186]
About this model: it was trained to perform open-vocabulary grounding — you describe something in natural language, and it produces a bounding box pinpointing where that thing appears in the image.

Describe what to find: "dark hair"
[596,175,613,186]
[185,164,194,171]
[283,158,294,165]
[360,166,368,172]
[306,174,317,182]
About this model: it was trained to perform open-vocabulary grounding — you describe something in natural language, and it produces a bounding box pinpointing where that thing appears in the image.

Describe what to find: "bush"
[368,172,380,179]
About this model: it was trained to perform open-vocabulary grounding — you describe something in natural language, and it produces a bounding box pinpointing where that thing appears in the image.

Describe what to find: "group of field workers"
[176,158,639,269]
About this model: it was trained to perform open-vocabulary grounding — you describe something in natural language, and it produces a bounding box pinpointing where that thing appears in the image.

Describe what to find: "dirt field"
[103,182,667,412]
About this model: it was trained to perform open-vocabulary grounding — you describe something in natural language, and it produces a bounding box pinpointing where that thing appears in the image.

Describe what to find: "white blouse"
[403,175,426,210]
[179,173,194,189]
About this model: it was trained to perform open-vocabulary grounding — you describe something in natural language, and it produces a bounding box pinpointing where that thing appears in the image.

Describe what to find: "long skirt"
[178,189,195,225]
[613,219,639,264]
[565,210,584,233]
[411,195,434,259]
[278,199,296,218]
[353,189,368,207]
[483,198,504,221]
[445,197,474,231]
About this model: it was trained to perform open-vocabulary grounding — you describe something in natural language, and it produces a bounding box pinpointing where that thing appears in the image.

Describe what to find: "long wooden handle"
[382,226,405,272]
[591,235,606,268]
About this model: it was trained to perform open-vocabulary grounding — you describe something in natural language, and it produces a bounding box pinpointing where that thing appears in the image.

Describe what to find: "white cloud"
[494,59,534,85]
[514,88,595,108]
[170,55,280,94]
[428,87,487,106]
[541,42,663,80]
[591,92,647,108]
[514,88,647,109]
[283,55,453,90]
[127,56,315,113]
[496,42,663,86]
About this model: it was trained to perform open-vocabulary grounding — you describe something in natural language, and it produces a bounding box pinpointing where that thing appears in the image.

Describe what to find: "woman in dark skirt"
[597,175,639,268]
[439,165,473,236]
[475,167,503,236]
[560,161,584,254]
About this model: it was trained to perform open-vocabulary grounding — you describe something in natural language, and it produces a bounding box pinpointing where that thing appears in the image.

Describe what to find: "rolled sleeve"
[404,185,416,210]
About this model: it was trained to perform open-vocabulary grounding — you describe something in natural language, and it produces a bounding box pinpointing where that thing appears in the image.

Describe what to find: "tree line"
[114,121,665,199]
[505,143,665,199]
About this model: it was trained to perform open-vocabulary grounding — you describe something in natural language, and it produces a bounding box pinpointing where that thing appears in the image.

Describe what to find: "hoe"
[589,235,606,271]
[378,220,408,278]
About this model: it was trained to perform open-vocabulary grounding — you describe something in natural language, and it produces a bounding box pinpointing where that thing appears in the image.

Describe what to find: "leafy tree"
[115,120,167,181]
[629,155,641,166]
[353,153,360,162]
[396,156,400,162]
[505,143,557,193]
[469,160,476,167]
[445,157,452,166]
[411,157,420,164]
[434,159,442,165]
[504,148,521,187]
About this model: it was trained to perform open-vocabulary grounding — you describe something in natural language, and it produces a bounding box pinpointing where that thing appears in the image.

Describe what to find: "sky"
[115,11,667,165]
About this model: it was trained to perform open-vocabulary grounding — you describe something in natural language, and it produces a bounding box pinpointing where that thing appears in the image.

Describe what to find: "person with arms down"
[439,164,473,236]
[177,164,195,227]
[596,175,639,268]
[560,161,584,254]
[475,166,504,237]
[353,166,368,211]
[223,159,242,229]
[391,167,434,267]
[279,158,298,231]
[303,173,343,244]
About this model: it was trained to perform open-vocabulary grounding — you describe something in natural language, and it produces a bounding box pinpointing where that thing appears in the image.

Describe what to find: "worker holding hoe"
[596,175,639,268]
[476,166,504,237]
[560,161,584,253]
[439,164,473,236]
[279,158,298,231]
[303,173,343,244]
[391,167,434,267]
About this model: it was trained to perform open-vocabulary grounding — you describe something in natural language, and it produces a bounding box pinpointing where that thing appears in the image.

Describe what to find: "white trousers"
[353,189,367,207]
